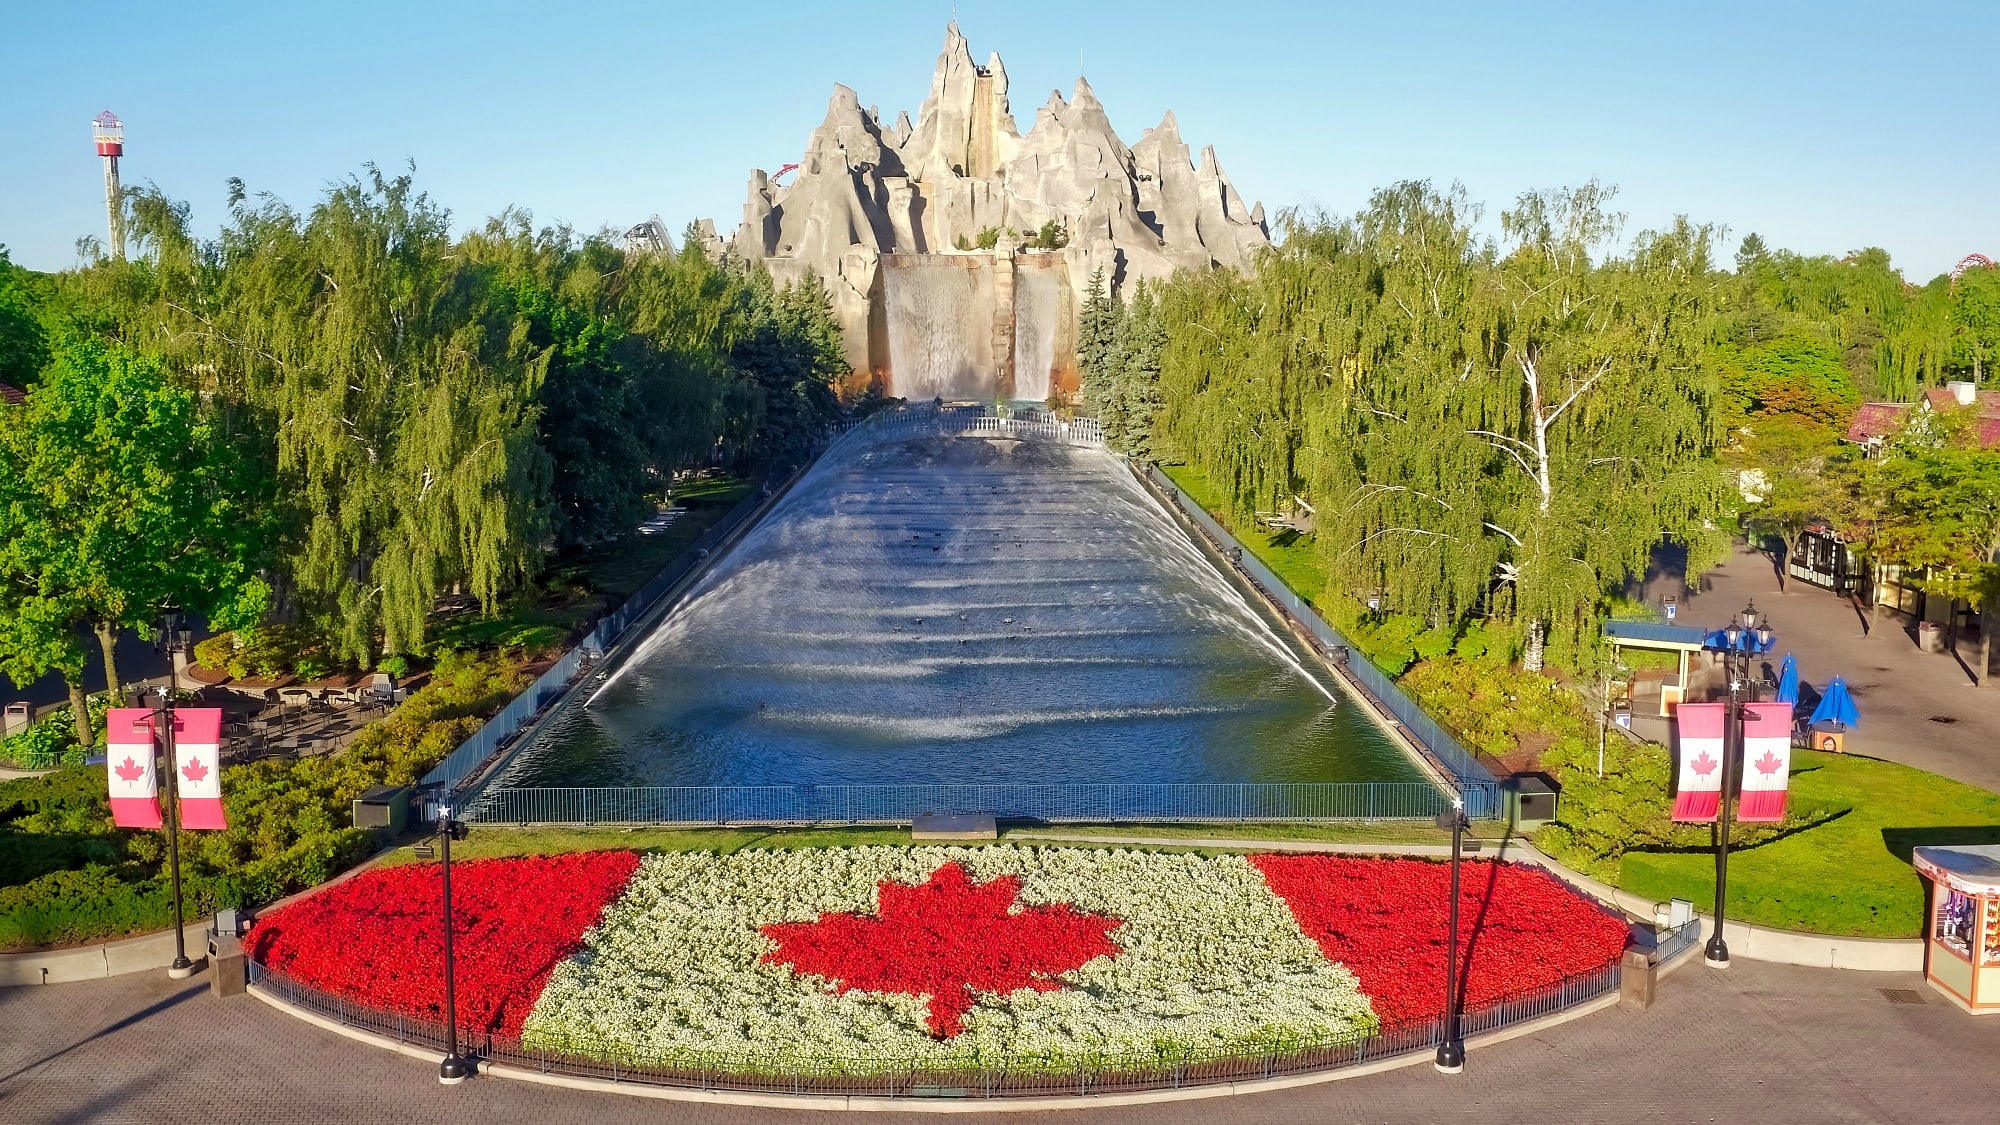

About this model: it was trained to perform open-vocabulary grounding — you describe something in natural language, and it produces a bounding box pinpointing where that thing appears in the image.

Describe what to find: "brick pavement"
[1639,540,2000,795]
[5,958,1999,1124]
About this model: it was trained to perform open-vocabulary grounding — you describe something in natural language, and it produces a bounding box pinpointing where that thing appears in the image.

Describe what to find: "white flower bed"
[522,845,1378,1072]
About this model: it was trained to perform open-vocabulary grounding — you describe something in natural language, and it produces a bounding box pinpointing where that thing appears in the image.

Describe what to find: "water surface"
[501,434,1419,787]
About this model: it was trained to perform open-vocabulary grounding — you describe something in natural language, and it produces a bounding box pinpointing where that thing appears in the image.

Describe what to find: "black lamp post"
[1702,601,1773,969]
[1434,795,1468,1074]
[434,795,473,1085]
[133,609,201,980]
[131,683,195,979]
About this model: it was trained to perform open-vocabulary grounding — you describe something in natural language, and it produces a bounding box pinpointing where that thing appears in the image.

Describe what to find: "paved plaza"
[1638,540,2000,795]
[4,956,1998,1124]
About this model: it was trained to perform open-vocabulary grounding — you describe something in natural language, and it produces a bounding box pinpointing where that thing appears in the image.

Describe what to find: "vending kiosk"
[1914,844,2000,1013]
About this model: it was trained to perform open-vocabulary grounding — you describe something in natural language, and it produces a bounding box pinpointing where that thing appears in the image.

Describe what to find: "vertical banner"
[1671,703,1726,822]
[105,707,164,829]
[172,708,228,830]
[1736,702,1795,823]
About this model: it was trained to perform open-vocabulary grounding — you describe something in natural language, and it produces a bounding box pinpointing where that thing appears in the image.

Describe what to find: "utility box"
[352,786,410,835]
[1503,775,1559,829]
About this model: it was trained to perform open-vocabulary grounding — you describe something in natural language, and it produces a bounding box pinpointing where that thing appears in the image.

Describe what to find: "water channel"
[499,432,1420,788]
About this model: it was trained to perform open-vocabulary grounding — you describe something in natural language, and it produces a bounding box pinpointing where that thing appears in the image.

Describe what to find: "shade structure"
[1775,654,1800,705]
[1809,675,1860,728]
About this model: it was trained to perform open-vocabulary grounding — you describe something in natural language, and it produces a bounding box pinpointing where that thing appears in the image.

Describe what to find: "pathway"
[1637,540,2000,794]
[4,958,1997,1124]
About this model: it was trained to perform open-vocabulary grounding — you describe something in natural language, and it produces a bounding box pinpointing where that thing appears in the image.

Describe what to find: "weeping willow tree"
[1158,181,1732,669]
[32,165,845,669]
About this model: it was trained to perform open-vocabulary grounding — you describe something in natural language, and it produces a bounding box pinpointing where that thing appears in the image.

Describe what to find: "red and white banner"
[105,707,164,829]
[1671,703,1726,822]
[172,708,227,830]
[1736,702,1794,823]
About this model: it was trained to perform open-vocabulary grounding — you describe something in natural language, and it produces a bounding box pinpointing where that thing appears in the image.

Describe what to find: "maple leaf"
[1688,751,1718,777]
[181,757,209,783]
[1753,750,1785,775]
[761,862,1122,1037]
[114,757,146,783]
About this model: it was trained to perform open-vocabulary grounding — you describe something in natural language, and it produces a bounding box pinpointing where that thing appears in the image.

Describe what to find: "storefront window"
[1937,889,1975,959]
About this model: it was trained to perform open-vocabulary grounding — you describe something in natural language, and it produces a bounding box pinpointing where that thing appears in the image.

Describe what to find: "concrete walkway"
[3,959,1996,1123]
[1638,540,2000,795]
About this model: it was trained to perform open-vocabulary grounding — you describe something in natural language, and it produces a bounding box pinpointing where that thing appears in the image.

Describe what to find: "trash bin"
[1918,621,1945,653]
[208,932,246,998]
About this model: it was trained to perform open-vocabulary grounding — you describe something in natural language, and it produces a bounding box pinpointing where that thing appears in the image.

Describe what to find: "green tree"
[0,338,271,741]
[0,246,49,389]
[1077,269,1125,440]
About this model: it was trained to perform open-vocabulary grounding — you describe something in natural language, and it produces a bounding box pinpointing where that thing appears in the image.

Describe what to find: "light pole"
[434,795,473,1085]
[1434,795,1468,1074]
[1702,602,1772,969]
[131,683,195,979]
[136,609,200,980]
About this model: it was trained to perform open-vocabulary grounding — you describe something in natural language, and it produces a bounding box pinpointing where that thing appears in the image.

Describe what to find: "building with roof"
[0,382,25,406]
[1845,381,2000,454]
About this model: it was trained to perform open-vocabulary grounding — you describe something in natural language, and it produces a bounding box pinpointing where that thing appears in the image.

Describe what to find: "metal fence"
[248,954,1619,1099]
[1136,465,1501,815]
[461,781,1460,826]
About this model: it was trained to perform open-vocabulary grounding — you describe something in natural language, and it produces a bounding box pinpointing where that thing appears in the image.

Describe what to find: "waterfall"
[1012,264,1061,403]
[883,259,995,401]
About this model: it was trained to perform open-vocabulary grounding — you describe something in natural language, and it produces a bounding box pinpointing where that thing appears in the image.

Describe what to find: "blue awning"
[1602,620,1711,647]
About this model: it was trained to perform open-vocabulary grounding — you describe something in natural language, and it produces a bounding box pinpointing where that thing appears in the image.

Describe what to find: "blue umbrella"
[1809,676,1860,729]
[1775,653,1800,705]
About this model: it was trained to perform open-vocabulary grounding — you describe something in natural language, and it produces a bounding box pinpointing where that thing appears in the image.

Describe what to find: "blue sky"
[2,1,1994,279]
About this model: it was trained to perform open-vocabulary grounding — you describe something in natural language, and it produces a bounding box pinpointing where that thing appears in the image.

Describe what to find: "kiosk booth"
[1914,844,2000,1012]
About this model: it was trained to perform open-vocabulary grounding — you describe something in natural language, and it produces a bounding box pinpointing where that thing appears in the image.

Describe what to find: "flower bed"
[246,845,1626,1076]
[246,850,639,1036]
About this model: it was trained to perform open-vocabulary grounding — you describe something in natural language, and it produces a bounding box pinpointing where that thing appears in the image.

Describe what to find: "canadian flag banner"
[105,707,164,829]
[1671,703,1726,822]
[1736,702,1795,823]
[172,708,227,830]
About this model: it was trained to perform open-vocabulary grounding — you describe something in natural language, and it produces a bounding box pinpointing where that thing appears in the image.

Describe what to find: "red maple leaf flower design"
[760,861,1122,1038]
[1689,751,1718,776]
[1752,750,1785,775]
[181,757,209,783]
[114,756,146,783]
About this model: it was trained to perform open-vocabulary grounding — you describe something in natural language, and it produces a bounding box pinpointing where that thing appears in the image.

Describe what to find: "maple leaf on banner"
[1753,750,1785,775]
[761,862,1123,1037]
[114,757,146,783]
[181,757,209,783]
[1689,751,1718,776]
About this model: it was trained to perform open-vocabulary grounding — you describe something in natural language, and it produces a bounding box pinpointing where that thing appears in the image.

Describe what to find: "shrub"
[0,650,527,951]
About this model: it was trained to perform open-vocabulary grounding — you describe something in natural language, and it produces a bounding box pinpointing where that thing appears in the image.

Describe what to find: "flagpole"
[1434,795,1467,1074]
[154,684,194,979]
[1704,602,1771,970]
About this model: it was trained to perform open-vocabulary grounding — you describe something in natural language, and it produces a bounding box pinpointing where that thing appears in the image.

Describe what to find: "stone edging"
[0,920,213,987]
[1013,831,1923,973]
[248,980,1618,1112]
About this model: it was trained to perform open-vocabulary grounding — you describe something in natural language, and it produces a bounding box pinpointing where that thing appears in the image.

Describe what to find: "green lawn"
[1159,464,1328,607]
[1609,750,2000,937]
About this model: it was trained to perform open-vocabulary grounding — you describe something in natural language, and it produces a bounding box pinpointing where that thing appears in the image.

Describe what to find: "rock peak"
[712,23,1269,388]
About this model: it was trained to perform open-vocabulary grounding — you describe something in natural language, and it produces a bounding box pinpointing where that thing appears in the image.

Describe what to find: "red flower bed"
[762,861,1123,1037]
[1252,855,1628,1024]
[246,850,641,1037]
